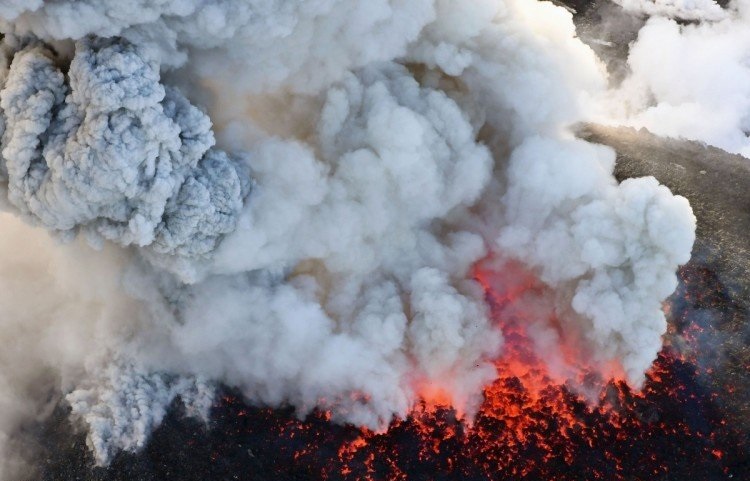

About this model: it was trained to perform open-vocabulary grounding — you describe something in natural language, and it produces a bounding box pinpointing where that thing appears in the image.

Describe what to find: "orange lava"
[192,261,744,481]
[309,259,743,480]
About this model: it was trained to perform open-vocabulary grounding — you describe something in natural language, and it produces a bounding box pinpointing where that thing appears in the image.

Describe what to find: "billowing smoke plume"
[607,0,750,158]
[0,0,696,473]
[499,139,693,384]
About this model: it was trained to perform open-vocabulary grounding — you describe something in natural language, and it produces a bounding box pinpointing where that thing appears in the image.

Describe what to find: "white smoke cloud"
[499,137,694,385]
[614,0,727,21]
[0,0,696,471]
[605,0,750,158]
[0,0,436,93]
[67,363,214,465]
[165,61,504,428]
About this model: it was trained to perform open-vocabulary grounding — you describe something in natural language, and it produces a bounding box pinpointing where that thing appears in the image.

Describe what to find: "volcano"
[1,0,749,479]
[22,126,750,480]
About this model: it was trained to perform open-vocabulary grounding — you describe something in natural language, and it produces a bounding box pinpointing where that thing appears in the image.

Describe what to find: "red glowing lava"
[63,260,747,480]
[299,259,745,480]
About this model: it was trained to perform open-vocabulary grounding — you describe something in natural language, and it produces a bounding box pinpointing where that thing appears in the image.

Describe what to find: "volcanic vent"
[0,0,748,480]
[28,246,750,480]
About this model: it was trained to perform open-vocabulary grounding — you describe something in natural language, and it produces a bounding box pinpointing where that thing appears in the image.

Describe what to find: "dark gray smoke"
[0,38,249,280]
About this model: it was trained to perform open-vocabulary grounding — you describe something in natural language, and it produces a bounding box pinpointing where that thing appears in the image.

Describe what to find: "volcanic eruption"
[0,0,746,479]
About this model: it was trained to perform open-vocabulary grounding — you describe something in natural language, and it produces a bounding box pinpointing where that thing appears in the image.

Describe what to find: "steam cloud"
[608,0,750,157]
[0,0,699,474]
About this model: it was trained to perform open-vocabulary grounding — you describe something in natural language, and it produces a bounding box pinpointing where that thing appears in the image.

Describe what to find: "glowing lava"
[307,259,744,480]
[38,260,749,480]
[196,261,746,480]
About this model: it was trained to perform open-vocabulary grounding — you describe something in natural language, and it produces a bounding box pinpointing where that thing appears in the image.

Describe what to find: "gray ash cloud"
[0,38,249,277]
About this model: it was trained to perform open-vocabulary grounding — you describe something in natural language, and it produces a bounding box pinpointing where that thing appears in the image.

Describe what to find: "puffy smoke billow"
[0,0,696,473]
[67,362,214,464]
[0,37,249,281]
[606,0,750,158]
[499,137,693,384]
